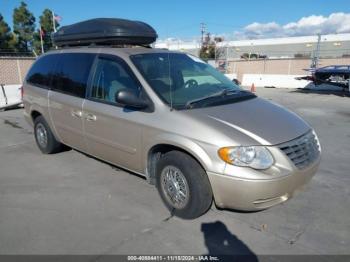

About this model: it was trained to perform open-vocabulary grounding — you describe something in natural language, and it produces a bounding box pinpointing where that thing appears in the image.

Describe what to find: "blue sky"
[1,0,350,40]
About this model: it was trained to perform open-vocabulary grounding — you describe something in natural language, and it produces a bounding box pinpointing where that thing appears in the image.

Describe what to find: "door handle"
[85,113,97,121]
[71,110,82,118]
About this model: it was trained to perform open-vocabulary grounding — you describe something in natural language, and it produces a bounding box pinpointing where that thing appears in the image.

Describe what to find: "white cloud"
[241,12,350,39]
[244,22,282,37]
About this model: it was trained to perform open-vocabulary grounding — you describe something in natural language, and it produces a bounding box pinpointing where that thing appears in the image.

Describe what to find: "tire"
[34,115,64,154]
[155,151,213,219]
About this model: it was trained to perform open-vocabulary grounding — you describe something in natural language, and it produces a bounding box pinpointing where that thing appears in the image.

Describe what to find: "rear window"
[51,53,95,98]
[26,54,59,87]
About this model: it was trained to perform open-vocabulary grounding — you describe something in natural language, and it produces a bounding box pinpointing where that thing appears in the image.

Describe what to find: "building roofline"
[155,33,350,50]
[218,33,350,47]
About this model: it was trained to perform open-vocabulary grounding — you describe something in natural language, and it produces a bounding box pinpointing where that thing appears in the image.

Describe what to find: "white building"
[155,33,350,59]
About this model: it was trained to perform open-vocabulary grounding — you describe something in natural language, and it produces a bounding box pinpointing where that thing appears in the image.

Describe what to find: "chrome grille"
[278,131,321,169]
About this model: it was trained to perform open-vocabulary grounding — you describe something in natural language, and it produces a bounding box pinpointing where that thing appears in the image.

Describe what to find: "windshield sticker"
[187,54,206,64]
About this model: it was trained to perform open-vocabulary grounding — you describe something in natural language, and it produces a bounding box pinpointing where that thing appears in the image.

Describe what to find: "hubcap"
[36,123,48,148]
[160,165,189,209]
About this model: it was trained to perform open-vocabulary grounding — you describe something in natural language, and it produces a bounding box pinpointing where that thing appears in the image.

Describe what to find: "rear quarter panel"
[23,84,56,136]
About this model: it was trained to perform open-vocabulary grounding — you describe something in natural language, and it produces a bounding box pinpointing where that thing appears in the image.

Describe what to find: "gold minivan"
[23,19,321,219]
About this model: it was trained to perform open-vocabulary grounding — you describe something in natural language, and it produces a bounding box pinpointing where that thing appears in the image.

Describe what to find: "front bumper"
[207,155,320,211]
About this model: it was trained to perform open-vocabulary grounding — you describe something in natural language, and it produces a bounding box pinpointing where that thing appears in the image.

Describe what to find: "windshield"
[130,53,251,109]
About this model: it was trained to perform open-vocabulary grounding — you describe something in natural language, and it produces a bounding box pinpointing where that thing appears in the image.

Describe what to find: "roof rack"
[52,18,158,47]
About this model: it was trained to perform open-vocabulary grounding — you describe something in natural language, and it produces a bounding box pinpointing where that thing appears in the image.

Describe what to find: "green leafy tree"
[0,13,16,50]
[7,34,18,50]
[36,9,59,53]
[199,44,216,60]
[13,1,35,52]
[200,33,210,60]
[32,31,41,55]
[199,33,222,60]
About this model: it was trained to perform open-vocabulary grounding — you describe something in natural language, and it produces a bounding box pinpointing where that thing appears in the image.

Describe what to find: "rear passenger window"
[26,54,59,87]
[51,53,95,98]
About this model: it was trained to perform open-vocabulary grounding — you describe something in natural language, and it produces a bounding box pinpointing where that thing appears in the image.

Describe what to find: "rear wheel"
[156,151,213,219]
[34,116,64,154]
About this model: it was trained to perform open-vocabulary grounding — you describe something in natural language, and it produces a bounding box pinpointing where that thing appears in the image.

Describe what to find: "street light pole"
[311,33,321,69]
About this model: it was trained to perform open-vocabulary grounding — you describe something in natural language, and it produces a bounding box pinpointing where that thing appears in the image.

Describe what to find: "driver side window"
[91,57,140,103]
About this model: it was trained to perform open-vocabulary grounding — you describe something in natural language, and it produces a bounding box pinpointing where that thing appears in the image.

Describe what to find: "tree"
[7,34,18,51]
[0,13,16,50]
[39,9,59,52]
[13,1,35,52]
[199,33,223,60]
[33,9,60,54]
[199,44,216,60]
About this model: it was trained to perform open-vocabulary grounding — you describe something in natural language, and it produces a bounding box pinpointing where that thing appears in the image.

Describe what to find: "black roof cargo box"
[52,18,158,47]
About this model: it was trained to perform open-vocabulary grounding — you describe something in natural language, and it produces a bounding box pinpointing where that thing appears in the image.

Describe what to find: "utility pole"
[200,22,206,47]
[311,33,321,69]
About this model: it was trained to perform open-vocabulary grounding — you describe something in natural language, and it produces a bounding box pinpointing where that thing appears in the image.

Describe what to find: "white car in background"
[0,84,23,110]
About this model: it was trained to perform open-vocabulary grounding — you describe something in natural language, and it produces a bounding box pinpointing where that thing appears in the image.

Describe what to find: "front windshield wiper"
[185,88,241,108]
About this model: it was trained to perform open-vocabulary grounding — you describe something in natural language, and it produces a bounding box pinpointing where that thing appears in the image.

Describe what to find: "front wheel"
[156,151,213,219]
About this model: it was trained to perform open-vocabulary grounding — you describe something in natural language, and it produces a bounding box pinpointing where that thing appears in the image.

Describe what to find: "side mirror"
[115,89,149,109]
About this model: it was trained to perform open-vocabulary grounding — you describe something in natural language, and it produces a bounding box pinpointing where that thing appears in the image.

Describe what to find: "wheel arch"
[145,135,213,185]
[28,103,47,125]
[31,110,42,122]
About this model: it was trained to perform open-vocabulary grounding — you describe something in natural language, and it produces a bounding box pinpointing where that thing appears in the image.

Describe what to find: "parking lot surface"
[0,88,349,255]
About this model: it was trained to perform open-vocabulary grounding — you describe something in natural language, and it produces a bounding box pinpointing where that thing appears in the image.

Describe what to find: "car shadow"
[201,221,258,261]
[0,104,23,112]
[290,88,350,97]
[288,82,349,97]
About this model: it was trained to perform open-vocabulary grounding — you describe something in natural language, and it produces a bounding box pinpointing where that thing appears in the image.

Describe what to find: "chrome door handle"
[85,113,97,121]
[71,110,82,118]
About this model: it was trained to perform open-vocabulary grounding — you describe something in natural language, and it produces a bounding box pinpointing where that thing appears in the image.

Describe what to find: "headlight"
[218,146,274,170]
[312,130,321,151]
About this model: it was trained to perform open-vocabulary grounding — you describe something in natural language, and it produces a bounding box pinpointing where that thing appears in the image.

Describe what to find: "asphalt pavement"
[0,88,349,255]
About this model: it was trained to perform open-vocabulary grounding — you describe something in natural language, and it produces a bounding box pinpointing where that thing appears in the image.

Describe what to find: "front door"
[83,55,146,172]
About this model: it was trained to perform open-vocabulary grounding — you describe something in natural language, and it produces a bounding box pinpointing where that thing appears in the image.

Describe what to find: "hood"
[184,97,310,145]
